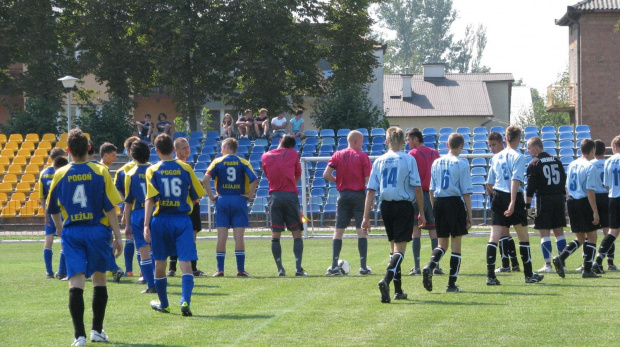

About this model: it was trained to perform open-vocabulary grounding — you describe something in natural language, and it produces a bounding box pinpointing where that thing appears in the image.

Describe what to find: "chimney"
[423,63,445,79]
[402,66,412,98]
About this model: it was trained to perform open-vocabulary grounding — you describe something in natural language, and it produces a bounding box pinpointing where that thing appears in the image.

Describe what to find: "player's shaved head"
[279,135,296,149]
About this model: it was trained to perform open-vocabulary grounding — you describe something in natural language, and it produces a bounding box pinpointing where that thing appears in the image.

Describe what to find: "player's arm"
[106,208,123,258]
[429,189,435,207]
[143,197,155,243]
[50,213,62,237]
[463,193,472,229]
[414,186,426,227]
[123,202,132,236]
[361,189,376,233]
[323,166,336,184]
[504,179,520,217]
[244,179,258,203]
[587,189,600,225]
[525,164,536,204]
[202,173,217,201]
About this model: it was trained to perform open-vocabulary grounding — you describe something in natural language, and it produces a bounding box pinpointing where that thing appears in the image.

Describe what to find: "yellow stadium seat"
[21,173,36,184]
[7,164,22,174]
[15,182,31,193]
[42,133,56,142]
[37,141,52,151]
[56,140,67,149]
[11,192,26,203]
[0,157,9,166]
[0,183,12,193]
[0,192,7,203]
[4,142,19,151]
[20,142,35,152]
[1,149,15,159]
[25,164,41,175]
[2,174,17,183]
[8,134,23,143]
[20,200,39,217]
[37,206,45,216]
[1,206,18,218]
[83,133,91,140]
[29,192,39,201]
[12,156,27,166]
[0,165,4,175]
[30,157,45,166]
[6,200,21,209]
[24,133,39,143]
[59,133,68,141]
[33,149,48,158]
[0,134,6,144]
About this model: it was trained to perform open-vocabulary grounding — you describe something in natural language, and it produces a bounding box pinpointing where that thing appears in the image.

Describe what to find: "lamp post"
[58,76,78,133]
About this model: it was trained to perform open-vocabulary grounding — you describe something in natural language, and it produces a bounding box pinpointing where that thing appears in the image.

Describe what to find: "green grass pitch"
[2,235,619,346]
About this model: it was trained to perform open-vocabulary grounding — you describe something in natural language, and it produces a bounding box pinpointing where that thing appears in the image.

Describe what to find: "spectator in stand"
[154,113,173,142]
[288,109,306,140]
[236,110,254,139]
[271,111,288,139]
[136,114,154,143]
[254,108,270,139]
[221,113,235,139]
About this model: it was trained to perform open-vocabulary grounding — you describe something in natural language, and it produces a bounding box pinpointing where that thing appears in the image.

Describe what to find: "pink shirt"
[408,145,439,191]
[261,148,301,194]
[328,148,371,191]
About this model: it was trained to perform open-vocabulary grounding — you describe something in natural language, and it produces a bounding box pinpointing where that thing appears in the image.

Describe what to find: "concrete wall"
[486,81,511,125]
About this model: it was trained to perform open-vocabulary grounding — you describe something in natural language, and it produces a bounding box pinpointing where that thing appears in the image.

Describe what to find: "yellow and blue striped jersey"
[206,154,257,195]
[146,159,205,216]
[46,161,122,227]
[124,163,151,211]
[114,161,136,196]
[38,166,55,200]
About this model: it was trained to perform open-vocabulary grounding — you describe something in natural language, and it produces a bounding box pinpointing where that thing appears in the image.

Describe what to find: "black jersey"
[526,152,566,197]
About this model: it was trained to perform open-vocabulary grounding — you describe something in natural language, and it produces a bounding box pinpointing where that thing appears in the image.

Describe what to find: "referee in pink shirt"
[262,135,307,276]
[323,130,373,276]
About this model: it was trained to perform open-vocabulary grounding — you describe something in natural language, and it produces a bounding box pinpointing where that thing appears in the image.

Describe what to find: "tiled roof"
[572,0,620,11]
[383,73,514,118]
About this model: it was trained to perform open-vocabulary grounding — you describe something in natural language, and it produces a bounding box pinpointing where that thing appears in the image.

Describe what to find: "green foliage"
[76,97,135,149]
[517,72,570,128]
[173,115,189,136]
[200,107,214,134]
[0,98,64,136]
[310,83,384,131]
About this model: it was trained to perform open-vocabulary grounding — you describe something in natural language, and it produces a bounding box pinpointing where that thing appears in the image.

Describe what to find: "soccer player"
[525,137,567,272]
[422,133,473,293]
[361,127,426,303]
[487,131,521,273]
[592,136,620,272]
[261,135,306,276]
[591,139,615,272]
[40,148,68,279]
[114,136,141,280]
[99,142,117,168]
[405,128,442,276]
[167,137,206,277]
[323,130,372,276]
[47,129,123,346]
[552,139,601,278]
[144,134,206,316]
[485,125,543,285]
[203,138,258,277]
[123,141,156,294]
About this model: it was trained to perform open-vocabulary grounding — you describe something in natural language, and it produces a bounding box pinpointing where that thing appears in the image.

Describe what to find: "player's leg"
[379,201,412,302]
[328,192,349,275]
[253,122,262,137]
[410,225,422,275]
[68,273,87,343]
[422,237,446,292]
[538,229,553,272]
[123,237,135,276]
[291,229,305,275]
[43,233,54,278]
[281,193,305,276]
[356,226,370,274]
[90,272,109,342]
[497,228,511,270]
[486,225,502,284]
[553,228,567,254]
[150,216,171,312]
[506,231,520,270]
[168,255,178,276]
[513,223,541,281]
[593,228,619,272]
[176,216,197,316]
[233,227,248,276]
[57,244,67,279]
[271,231,285,275]
[327,228,345,276]
[190,202,204,276]
[214,227,228,276]
[269,194,286,275]
[428,229,443,274]
[582,230,599,277]
[138,244,155,292]
[447,236,463,291]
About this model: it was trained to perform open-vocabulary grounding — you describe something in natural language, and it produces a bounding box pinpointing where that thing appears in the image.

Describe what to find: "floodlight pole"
[58,76,78,160]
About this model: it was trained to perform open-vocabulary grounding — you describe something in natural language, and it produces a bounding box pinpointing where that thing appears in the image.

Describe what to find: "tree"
[310,83,384,131]
[76,97,135,149]
[516,72,570,128]
[0,98,64,136]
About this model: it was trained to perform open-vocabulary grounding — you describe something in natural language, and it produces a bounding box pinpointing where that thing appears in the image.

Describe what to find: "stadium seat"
[576,132,590,141]
[206,131,219,139]
[524,126,539,135]
[248,153,262,163]
[20,141,35,152]
[558,132,574,141]
[0,182,12,193]
[575,125,590,133]
[543,141,557,149]
[4,142,18,152]
[304,138,319,147]
[23,133,39,143]
[423,127,437,136]
[356,128,369,137]
[250,203,266,215]
[238,138,251,147]
[8,134,23,144]
[559,148,574,157]
[337,138,348,147]
[196,154,212,163]
[305,130,319,138]
[558,140,574,149]
[471,158,487,167]
[40,133,56,142]
[321,137,336,147]
[20,174,35,184]
[472,142,488,151]
[473,134,487,143]
[472,176,486,185]
[194,162,208,173]
[558,125,573,134]
[15,182,31,193]
[490,126,504,134]
[472,185,486,195]
[541,126,556,134]
[12,157,27,166]
[56,140,67,149]
[0,134,6,145]
[0,192,7,204]
[473,127,488,135]
[471,167,487,176]
[438,134,450,143]
[524,133,537,141]
[236,146,249,155]
[255,189,269,198]
[370,128,386,137]
[1,206,18,218]
[541,133,557,141]
[336,129,350,138]
[312,178,327,188]
[257,180,269,189]
[306,203,321,215]
[423,135,436,145]
[371,144,385,153]
[24,164,40,175]
[372,136,385,145]
[438,149,449,155]
[302,145,317,154]
[7,164,22,174]
[437,127,452,136]
[320,129,335,138]
[456,127,471,135]
[560,156,574,165]
[190,131,203,141]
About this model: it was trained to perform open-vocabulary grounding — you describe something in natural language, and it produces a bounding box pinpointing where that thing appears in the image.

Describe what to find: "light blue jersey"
[430,155,473,198]
[367,151,421,202]
[590,158,608,194]
[566,157,598,199]
[604,153,620,198]
[487,147,525,193]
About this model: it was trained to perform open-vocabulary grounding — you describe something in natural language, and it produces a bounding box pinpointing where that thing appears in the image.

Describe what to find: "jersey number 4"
[72,184,87,208]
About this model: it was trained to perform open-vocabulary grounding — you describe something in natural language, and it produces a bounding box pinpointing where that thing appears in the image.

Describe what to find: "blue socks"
[181,274,194,306]
[44,248,53,275]
[140,259,155,288]
[541,237,552,264]
[216,252,226,272]
[556,236,567,254]
[154,277,169,308]
[124,239,135,273]
[235,250,245,272]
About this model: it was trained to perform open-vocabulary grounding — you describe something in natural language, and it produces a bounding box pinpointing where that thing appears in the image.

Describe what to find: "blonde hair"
[386,127,404,151]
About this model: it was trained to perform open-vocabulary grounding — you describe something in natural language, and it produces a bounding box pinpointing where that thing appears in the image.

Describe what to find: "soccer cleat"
[592,263,606,274]
[167,270,176,277]
[359,267,372,275]
[394,292,408,300]
[538,264,553,273]
[409,268,421,276]
[193,269,206,277]
[278,269,286,277]
[525,272,544,283]
[575,264,584,271]
[150,300,170,313]
[46,273,55,279]
[446,284,462,292]
[378,280,390,303]
[125,272,133,277]
[486,277,501,285]
[582,270,601,278]
[180,302,192,317]
[237,271,251,277]
[422,267,433,292]
[90,329,109,342]
[295,268,308,276]
[511,265,521,272]
[55,273,67,280]
[212,271,224,277]
[141,286,157,294]
[608,264,619,271]
[71,336,87,346]
[494,266,511,273]
[552,257,565,278]
[433,267,445,275]
[326,267,342,276]
[136,277,146,285]
[112,268,124,283]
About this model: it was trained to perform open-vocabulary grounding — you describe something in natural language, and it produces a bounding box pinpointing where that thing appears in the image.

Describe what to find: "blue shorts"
[150,214,197,261]
[61,224,117,279]
[215,195,249,228]
[44,215,57,236]
[130,209,148,249]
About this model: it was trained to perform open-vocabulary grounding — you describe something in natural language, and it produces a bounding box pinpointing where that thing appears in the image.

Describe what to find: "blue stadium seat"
[190,131,204,141]
[423,127,437,136]
[196,154,212,163]
[304,137,319,146]
[237,138,250,147]
[472,142,488,151]
[269,145,278,151]
[248,153,262,162]
[462,134,471,143]
[305,130,319,138]
[251,146,265,155]
[471,167,487,176]
[371,144,385,152]
[371,128,386,137]
[559,148,574,157]
[560,156,574,165]
[323,203,336,214]
[370,151,384,156]
[302,145,316,154]
[558,125,573,134]
[189,139,201,148]
[547,149,558,156]
[438,134,449,143]
[194,162,208,172]
[194,171,205,180]
[258,180,269,189]
[310,188,325,198]
[490,126,504,134]
[206,131,219,139]
[471,150,487,155]
[543,141,557,149]
[372,137,385,145]
[439,127,453,136]
[575,125,590,133]
[471,158,487,167]
[473,134,487,143]
[173,132,187,139]
[337,129,350,137]
[472,176,486,185]
[524,133,538,141]
[237,146,249,155]
[542,133,557,141]
[148,156,159,164]
[559,132,574,141]
[321,137,336,146]
[254,138,269,147]
[524,126,539,135]
[576,132,591,141]
[541,126,556,134]
[312,178,327,187]
[250,204,266,215]
[320,129,335,138]
[473,185,486,195]
[313,170,325,179]
[306,203,322,215]
[319,144,333,153]
[356,128,369,137]
[203,138,218,148]
[558,140,574,149]
[473,127,488,135]
[200,204,209,215]
[250,161,261,172]
[423,135,436,145]
[456,127,471,135]
[201,147,216,156]
[437,141,448,149]
[338,138,348,146]
[255,189,269,198]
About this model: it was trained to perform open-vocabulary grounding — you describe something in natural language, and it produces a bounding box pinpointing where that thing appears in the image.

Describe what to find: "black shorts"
[596,193,610,228]
[335,190,365,229]
[491,191,527,227]
[433,196,468,238]
[534,194,567,230]
[380,200,414,243]
[190,202,201,232]
[413,190,436,230]
[609,197,620,229]
[269,192,303,232]
[567,197,599,233]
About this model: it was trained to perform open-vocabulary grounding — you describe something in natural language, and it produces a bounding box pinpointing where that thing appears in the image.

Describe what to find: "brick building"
[553,1,620,142]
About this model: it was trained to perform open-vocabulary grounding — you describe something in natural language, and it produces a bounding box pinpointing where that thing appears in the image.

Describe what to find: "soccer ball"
[338,260,351,275]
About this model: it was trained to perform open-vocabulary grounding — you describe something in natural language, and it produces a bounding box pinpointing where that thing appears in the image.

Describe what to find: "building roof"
[383,73,514,118]
[557,0,620,25]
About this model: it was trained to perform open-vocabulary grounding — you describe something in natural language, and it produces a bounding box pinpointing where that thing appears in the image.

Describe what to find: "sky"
[451,0,576,93]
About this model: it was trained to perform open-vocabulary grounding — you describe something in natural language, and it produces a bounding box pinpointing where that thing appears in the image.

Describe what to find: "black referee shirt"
[526,152,567,198]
